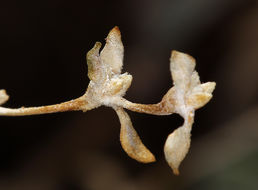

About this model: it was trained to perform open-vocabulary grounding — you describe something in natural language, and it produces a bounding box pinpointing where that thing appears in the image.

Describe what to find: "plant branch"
[0,96,89,116]
[0,26,216,175]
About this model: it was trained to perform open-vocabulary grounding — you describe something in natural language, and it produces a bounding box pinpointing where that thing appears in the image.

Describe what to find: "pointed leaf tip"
[100,26,124,75]
[110,26,121,36]
[187,82,216,109]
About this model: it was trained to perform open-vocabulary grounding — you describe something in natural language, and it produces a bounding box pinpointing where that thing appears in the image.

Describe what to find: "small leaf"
[108,73,132,96]
[191,82,216,95]
[187,82,216,109]
[86,42,103,82]
[189,71,200,90]
[164,125,191,175]
[100,26,124,75]
[115,107,156,163]
[0,90,9,105]
[187,93,212,109]
[170,50,196,92]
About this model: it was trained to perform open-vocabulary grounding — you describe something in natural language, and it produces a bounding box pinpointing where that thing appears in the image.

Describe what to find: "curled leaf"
[115,107,156,163]
[0,90,9,105]
[86,42,103,82]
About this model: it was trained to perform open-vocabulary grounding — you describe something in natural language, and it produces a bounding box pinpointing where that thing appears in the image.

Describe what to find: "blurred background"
[0,0,258,189]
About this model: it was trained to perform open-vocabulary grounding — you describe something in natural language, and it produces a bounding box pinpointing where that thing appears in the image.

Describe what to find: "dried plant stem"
[0,97,88,116]
[117,98,175,115]
[0,96,171,117]
[0,26,216,175]
[118,99,171,116]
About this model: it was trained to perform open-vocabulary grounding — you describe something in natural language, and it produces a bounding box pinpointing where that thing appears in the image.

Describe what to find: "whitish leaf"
[170,50,196,92]
[164,124,191,175]
[100,26,124,75]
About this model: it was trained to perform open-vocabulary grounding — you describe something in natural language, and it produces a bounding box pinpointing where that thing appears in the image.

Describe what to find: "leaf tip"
[171,50,196,65]
[106,26,122,42]
[0,89,9,105]
[111,26,121,35]
[164,127,191,175]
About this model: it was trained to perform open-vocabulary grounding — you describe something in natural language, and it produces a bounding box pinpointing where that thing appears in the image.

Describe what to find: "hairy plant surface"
[0,27,216,175]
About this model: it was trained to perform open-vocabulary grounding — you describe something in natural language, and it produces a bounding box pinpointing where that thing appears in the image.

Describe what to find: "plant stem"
[0,97,89,116]
[119,98,174,116]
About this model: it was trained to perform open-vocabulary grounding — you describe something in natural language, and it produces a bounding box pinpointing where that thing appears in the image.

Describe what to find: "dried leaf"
[191,82,216,94]
[0,90,9,105]
[164,125,191,175]
[115,107,156,163]
[170,50,195,92]
[0,27,216,175]
[108,74,132,97]
[187,82,216,109]
[86,42,103,82]
[189,71,201,90]
[85,28,133,110]
[163,50,215,174]
[100,26,124,75]
[187,93,213,109]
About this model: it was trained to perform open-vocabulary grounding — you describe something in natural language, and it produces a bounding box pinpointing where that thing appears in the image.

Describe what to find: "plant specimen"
[0,27,215,175]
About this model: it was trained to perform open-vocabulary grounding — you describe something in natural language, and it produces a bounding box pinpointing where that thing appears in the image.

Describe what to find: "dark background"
[0,0,258,189]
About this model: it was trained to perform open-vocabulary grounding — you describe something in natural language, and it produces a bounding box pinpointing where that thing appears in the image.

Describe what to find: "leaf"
[187,93,213,109]
[0,90,9,105]
[189,71,200,90]
[100,26,124,75]
[164,125,191,175]
[115,107,156,163]
[86,42,103,82]
[191,82,216,95]
[108,74,132,96]
[85,27,132,107]
[170,50,196,92]
[187,82,216,109]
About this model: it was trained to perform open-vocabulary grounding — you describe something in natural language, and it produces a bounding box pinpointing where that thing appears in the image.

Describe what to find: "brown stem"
[0,97,89,116]
[120,98,173,116]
